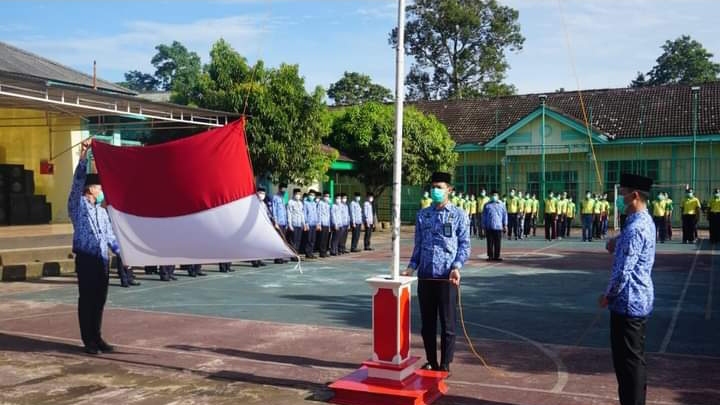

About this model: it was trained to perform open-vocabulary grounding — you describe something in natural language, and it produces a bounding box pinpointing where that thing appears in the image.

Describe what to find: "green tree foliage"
[389,0,524,100]
[117,70,160,92]
[631,35,720,87]
[151,41,203,103]
[182,39,335,185]
[329,102,456,197]
[327,71,393,106]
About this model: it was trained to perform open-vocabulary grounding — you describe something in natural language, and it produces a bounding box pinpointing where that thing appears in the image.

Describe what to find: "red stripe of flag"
[92,120,256,218]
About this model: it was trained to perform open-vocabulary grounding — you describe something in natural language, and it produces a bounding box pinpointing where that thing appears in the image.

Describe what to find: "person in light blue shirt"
[402,171,470,374]
[362,192,375,250]
[304,190,320,259]
[601,173,656,405]
[350,192,364,252]
[482,190,508,261]
[330,195,343,256]
[68,140,119,355]
[317,191,331,257]
[286,188,307,254]
[271,184,289,264]
[339,193,351,254]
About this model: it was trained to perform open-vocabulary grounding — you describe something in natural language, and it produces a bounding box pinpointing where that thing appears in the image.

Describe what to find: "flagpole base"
[329,359,448,405]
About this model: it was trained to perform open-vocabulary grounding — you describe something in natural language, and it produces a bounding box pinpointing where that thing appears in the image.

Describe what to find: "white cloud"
[356,2,397,20]
[9,14,281,80]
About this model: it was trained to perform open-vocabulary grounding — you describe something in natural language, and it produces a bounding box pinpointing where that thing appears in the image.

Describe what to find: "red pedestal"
[329,276,448,405]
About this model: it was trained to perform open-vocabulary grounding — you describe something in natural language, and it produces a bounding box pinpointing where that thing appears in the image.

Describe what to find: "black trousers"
[610,312,647,405]
[653,216,666,242]
[218,262,232,272]
[339,226,349,252]
[507,213,518,239]
[565,217,573,237]
[319,226,330,256]
[417,279,457,368]
[710,212,720,243]
[115,255,134,286]
[682,214,697,243]
[485,229,502,259]
[524,213,533,236]
[290,226,303,252]
[363,222,373,249]
[557,214,566,237]
[544,213,557,240]
[76,253,109,348]
[330,227,340,254]
[351,224,362,250]
[159,265,175,280]
[593,214,602,239]
[305,227,318,256]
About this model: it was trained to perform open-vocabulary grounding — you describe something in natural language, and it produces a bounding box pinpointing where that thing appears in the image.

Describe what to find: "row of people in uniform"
[266,185,375,260]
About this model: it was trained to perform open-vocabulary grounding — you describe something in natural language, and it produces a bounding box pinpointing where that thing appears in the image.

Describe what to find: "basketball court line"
[660,243,702,353]
[706,246,716,320]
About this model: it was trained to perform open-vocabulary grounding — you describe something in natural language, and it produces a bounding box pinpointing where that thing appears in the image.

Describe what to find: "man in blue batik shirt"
[304,189,320,259]
[271,184,289,264]
[402,171,470,374]
[601,172,656,405]
[68,140,120,355]
[317,191,331,257]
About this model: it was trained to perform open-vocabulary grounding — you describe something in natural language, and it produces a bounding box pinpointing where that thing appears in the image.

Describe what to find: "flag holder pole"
[328,1,447,403]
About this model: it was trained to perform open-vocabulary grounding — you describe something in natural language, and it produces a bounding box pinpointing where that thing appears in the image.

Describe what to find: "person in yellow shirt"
[581,190,595,242]
[544,191,558,241]
[565,197,576,237]
[420,191,432,209]
[478,189,490,240]
[681,188,702,243]
[523,193,534,238]
[651,192,667,243]
[468,194,478,237]
[507,188,520,240]
[600,194,610,239]
[709,188,720,244]
[664,192,674,240]
[517,191,526,240]
[557,192,568,240]
[592,193,603,240]
[532,194,539,237]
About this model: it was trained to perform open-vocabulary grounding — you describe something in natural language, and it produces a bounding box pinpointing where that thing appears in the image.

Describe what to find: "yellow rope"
[556,0,604,191]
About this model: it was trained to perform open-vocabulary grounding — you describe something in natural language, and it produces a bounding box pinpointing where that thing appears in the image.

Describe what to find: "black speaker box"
[28,198,51,224]
[23,170,35,196]
[8,194,29,225]
[0,164,26,195]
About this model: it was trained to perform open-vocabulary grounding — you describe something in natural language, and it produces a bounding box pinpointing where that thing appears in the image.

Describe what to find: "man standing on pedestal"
[402,171,470,374]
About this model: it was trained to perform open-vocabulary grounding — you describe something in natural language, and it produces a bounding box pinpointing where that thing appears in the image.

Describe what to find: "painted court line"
[707,246,716,321]
[0,310,77,323]
[659,242,702,353]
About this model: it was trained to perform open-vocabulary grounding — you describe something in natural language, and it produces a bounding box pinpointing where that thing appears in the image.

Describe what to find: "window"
[527,171,578,198]
[455,165,500,195]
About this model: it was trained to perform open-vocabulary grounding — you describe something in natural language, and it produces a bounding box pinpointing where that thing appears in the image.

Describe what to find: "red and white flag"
[91,120,296,266]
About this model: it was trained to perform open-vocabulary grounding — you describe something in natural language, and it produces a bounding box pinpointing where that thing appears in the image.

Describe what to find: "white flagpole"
[391,0,405,280]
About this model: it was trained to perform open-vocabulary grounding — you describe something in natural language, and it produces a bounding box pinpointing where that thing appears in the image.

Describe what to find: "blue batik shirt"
[409,203,471,279]
[304,199,319,227]
[68,158,119,265]
[342,202,350,227]
[363,201,374,225]
[350,200,363,225]
[287,198,305,228]
[482,200,508,231]
[271,193,287,227]
[317,199,331,227]
[331,201,343,229]
[605,208,656,317]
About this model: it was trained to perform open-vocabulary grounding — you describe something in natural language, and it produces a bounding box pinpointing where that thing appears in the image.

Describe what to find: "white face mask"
[355,196,361,202]
[369,197,374,202]
[294,194,301,200]
[336,199,341,204]
[257,193,265,200]
[341,198,347,203]
[323,196,329,201]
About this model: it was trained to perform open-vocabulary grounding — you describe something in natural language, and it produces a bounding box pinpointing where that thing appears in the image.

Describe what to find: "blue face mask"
[95,191,105,205]
[430,187,447,203]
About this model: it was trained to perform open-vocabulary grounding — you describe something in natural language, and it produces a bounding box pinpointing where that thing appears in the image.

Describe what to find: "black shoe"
[128,280,141,286]
[306,255,316,259]
[196,271,207,276]
[439,364,451,376]
[160,276,170,282]
[364,247,374,251]
[330,253,337,256]
[97,340,114,353]
[169,275,178,281]
[84,345,99,355]
[421,362,438,371]
[258,262,266,266]
[351,249,361,253]
[274,258,284,264]
[252,261,260,268]
[121,283,130,288]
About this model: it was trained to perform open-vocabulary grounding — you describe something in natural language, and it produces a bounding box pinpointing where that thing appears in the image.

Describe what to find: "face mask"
[549,194,554,198]
[510,191,515,197]
[355,196,361,202]
[715,193,720,198]
[586,193,591,198]
[481,191,486,197]
[95,191,105,205]
[687,193,693,197]
[491,195,499,202]
[279,189,286,195]
[335,199,341,204]
[423,193,429,198]
[294,194,301,200]
[341,198,347,203]
[658,195,664,200]
[430,187,446,203]
[257,193,266,200]
[308,195,315,201]
[323,196,329,201]
[369,197,374,202]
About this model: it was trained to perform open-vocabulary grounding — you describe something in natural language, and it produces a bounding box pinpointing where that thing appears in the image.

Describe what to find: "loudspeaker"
[0,164,25,195]
[0,202,7,225]
[28,198,51,224]
[8,194,29,225]
[23,170,35,196]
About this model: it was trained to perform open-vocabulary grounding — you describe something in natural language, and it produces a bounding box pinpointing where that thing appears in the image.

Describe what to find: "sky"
[2,0,719,96]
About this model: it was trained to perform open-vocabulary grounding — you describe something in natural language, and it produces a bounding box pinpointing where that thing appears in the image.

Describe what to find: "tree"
[389,0,524,100]
[327,71,393,106]
[118,70,160,92]
[184,40,335,185]
[631,35,720,87]
[629,72,647,88]
[151,41,202,103]
[329,102,456,197]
